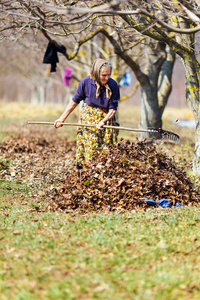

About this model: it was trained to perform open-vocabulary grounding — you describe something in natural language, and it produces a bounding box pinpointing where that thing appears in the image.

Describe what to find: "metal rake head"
[152,128,180,142]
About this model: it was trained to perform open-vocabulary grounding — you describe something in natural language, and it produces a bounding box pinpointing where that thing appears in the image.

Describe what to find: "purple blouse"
[72,76,120,110]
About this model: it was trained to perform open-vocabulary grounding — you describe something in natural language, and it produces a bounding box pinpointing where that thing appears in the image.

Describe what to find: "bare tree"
[1,0,200,172]
[0,1,175,129]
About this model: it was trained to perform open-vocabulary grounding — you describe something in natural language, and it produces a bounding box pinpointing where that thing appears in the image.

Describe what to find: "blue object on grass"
[157,198,171,208]
[143,198,183,208]
[174,203,183,207]
[142,198,158,206]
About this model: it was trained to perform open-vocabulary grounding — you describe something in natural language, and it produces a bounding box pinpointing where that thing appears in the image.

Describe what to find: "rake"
[28,121,179,142]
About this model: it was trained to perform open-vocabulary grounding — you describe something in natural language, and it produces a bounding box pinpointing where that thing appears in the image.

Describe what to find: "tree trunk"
[140,85,162,139]
[193,62,200,174]
[31,84,46,104]
[139,41,175,138]
[158,46,176,115]
[182,54,200,173]
[182,55,199,122]
[173,16,200,173]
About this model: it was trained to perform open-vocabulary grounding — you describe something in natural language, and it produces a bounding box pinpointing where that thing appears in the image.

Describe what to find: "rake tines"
[153,128,180,142]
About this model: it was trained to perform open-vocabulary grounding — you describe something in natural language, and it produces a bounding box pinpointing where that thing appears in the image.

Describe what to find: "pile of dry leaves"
[46,138,200,212]
[1,128,199,212]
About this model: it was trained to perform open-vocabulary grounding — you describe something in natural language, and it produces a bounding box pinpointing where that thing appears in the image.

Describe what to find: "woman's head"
[91,58,112,85]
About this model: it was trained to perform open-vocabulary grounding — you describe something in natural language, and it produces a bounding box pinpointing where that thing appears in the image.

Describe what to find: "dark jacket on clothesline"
[43,40,66,72]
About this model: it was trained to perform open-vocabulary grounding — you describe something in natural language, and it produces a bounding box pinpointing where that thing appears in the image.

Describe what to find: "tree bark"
[182,54,200,173]
[139,40,175,138]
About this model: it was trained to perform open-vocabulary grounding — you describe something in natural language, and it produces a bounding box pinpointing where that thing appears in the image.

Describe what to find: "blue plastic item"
[143,198,183,208]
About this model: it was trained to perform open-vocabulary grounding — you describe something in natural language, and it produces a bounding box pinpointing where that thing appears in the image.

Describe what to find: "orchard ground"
[0,101,200,300]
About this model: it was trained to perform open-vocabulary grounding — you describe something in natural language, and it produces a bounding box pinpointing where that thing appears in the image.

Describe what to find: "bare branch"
[23,0,200,34]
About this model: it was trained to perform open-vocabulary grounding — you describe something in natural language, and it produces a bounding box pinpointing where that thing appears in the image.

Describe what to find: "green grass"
[1,101,200,299]
[0,208,200,299]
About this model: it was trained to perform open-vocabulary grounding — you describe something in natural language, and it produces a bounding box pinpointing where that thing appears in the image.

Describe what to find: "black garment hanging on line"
[43,40,66,72]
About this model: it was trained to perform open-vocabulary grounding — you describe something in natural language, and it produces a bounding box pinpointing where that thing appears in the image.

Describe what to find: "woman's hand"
[96,109,116,130]
[54,119,64,128]
[54,100,78,129]
[96,120,105,130]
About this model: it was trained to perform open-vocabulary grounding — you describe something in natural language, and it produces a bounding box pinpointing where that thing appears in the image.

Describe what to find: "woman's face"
[99,66,111,85]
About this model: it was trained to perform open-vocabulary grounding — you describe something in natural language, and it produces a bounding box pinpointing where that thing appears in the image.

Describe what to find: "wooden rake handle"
[28,121,157,133]
[28,121,179,142]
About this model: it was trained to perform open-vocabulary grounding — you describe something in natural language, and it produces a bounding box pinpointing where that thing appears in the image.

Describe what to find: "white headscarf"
[90,58,112,99]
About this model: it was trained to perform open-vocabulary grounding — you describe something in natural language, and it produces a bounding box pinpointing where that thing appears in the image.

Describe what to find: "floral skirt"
[76,102,118,165]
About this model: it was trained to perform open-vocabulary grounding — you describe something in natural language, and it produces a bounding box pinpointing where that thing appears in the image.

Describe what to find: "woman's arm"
[54,100,78,128]
[96,109,116,130]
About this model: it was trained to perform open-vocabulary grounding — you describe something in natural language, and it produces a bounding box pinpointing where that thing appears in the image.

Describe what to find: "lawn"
[0,101,200,300]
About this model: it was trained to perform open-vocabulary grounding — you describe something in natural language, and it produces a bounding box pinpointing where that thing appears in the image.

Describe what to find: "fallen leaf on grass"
[7,247,16,253]
[13,231,21,235]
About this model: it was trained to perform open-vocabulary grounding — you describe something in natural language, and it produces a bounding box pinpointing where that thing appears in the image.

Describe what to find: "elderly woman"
[54,58,120,168]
